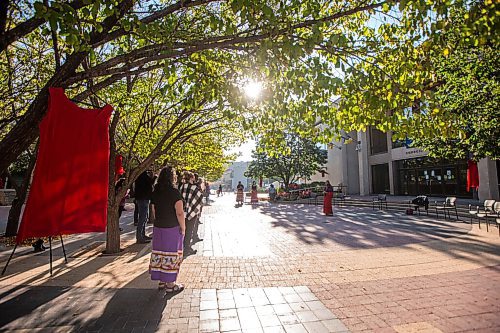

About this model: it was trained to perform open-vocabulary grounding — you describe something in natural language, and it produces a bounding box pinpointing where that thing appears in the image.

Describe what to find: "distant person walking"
[134,170,154,243]
[149,166,186,293]
[204,181,211,203]
[236,181,244,205]
[218,184,223,197]
[250,181,258,204]
[323,180,334,216]
[268,184,277,202]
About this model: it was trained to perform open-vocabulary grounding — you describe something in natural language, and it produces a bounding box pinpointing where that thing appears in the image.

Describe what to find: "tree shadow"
[0,213,156,331]
[259,203,500,266]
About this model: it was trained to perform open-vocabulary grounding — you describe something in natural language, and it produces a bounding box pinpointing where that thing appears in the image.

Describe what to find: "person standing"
[268,184,277,202]
[149,166,186,293]
[204,181,211,203]
[179,172,203,255]
[250,181,258,204]
[191,177,204,244]
[218,184,223,197]
[236,181,244,205]
[323,180,334,216]
[134,170,154,243]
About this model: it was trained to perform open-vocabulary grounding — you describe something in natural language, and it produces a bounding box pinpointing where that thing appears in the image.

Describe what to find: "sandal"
[158,282,166,290]
[165,283,184,294]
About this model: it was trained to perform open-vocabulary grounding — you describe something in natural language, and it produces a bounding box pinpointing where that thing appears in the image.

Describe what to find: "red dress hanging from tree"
[16,88,113,243]
[466,160,479,192]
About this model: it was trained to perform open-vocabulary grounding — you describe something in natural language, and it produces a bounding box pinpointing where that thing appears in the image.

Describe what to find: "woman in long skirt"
[250,181,258,204]
[236,181,244,204]
[323,180,334,216]
[149,166,186,293]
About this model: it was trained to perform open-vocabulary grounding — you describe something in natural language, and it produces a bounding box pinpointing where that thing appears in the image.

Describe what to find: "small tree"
[246,134,327,189]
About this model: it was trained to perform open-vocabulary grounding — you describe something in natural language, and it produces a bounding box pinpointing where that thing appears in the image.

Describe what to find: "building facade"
[325,127,500,201]
[220,161,254,191]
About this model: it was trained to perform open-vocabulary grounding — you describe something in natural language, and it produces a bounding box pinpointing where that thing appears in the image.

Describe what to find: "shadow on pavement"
[259,203,500,266]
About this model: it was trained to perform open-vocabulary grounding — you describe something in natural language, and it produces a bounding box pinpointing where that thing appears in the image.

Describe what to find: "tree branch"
[0,0,87,52]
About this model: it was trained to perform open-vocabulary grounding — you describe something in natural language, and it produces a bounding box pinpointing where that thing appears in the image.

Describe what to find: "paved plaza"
[0,194,499,332]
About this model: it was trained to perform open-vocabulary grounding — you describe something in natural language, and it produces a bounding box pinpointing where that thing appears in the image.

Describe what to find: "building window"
[369,126,388,155]
[394,157,471,198]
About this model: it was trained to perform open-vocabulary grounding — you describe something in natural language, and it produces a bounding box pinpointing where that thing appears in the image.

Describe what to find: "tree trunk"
[4,143,38,237]
[105,200,121,254]
[105,110,120,254]
[5,197,23,237]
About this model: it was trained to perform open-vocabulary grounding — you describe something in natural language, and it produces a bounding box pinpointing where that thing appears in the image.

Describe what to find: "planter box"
[0,189,16,206]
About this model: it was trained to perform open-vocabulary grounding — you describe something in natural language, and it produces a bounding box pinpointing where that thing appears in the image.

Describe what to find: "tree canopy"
[1,0,498,174]
[245,134,327,188]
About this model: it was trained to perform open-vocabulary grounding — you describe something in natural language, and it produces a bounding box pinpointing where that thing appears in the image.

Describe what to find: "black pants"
[192,216,200,241]
[183,218,195,251]
[133,200,138,224]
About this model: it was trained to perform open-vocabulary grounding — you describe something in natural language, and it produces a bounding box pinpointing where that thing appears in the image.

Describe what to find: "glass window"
[369,127,388,155]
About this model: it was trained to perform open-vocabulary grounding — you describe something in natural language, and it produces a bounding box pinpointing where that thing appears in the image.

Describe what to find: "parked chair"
[471,199,495,228]
[372,194,387,210]
[308,193,324,206]
[409,195,429,216]
[333,193,350,207]
[494,202,500,236]
[435,197,458,220]
[477,200,497,232]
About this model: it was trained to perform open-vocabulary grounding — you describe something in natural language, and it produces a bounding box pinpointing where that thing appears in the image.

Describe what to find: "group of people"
[121,167,210,293]
[234,179,334,217]
[126,170,335,294]
[235,180,260,205]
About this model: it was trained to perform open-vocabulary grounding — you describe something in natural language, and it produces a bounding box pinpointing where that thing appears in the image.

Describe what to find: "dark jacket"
[134,172,154,200]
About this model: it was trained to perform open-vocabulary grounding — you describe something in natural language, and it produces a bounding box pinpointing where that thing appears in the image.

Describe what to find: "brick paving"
[0,194,499,332]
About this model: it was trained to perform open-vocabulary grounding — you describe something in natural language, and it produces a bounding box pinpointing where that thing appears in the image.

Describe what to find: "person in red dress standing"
[323,180,334,216]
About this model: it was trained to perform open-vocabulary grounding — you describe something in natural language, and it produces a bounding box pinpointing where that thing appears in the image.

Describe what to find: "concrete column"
[478,158,499,201]
[357,131,370,195]
[387,132,395,195]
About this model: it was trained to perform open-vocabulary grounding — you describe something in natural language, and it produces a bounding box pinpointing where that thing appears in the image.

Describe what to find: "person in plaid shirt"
[179,171,204,255]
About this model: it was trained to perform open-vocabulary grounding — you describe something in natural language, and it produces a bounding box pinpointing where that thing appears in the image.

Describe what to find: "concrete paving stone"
[234,295,253,308]
[200,300,218,311]
[220,308,238,319]
[284,293,303,303]
[313,308,337,320]
[198,319,220,333]
[219,298,236,309]
[255,305,276,316]
[273,303,294,315]
[322,319,349,332]
[283,323,308,333]
[298,292,318,302]
[288,301,309,312]
[278,314,300,326]
[303,320,330,333]
[305,300,328,311]
[259,314,282,327]
[219,317,241,331]
[252,297,271,306]
[200,309,219,321]
[262,326,287,333]
[295,310,320,323]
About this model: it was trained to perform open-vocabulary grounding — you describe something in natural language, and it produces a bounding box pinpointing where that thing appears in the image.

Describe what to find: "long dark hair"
[154,166,176,192]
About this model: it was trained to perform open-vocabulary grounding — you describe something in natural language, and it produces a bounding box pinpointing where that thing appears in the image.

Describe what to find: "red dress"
[466,160,479,192]
[323,187,333,215]
[17,88,113,243]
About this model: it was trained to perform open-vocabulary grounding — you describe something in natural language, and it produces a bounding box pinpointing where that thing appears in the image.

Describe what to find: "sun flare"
[243,80,263,100]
